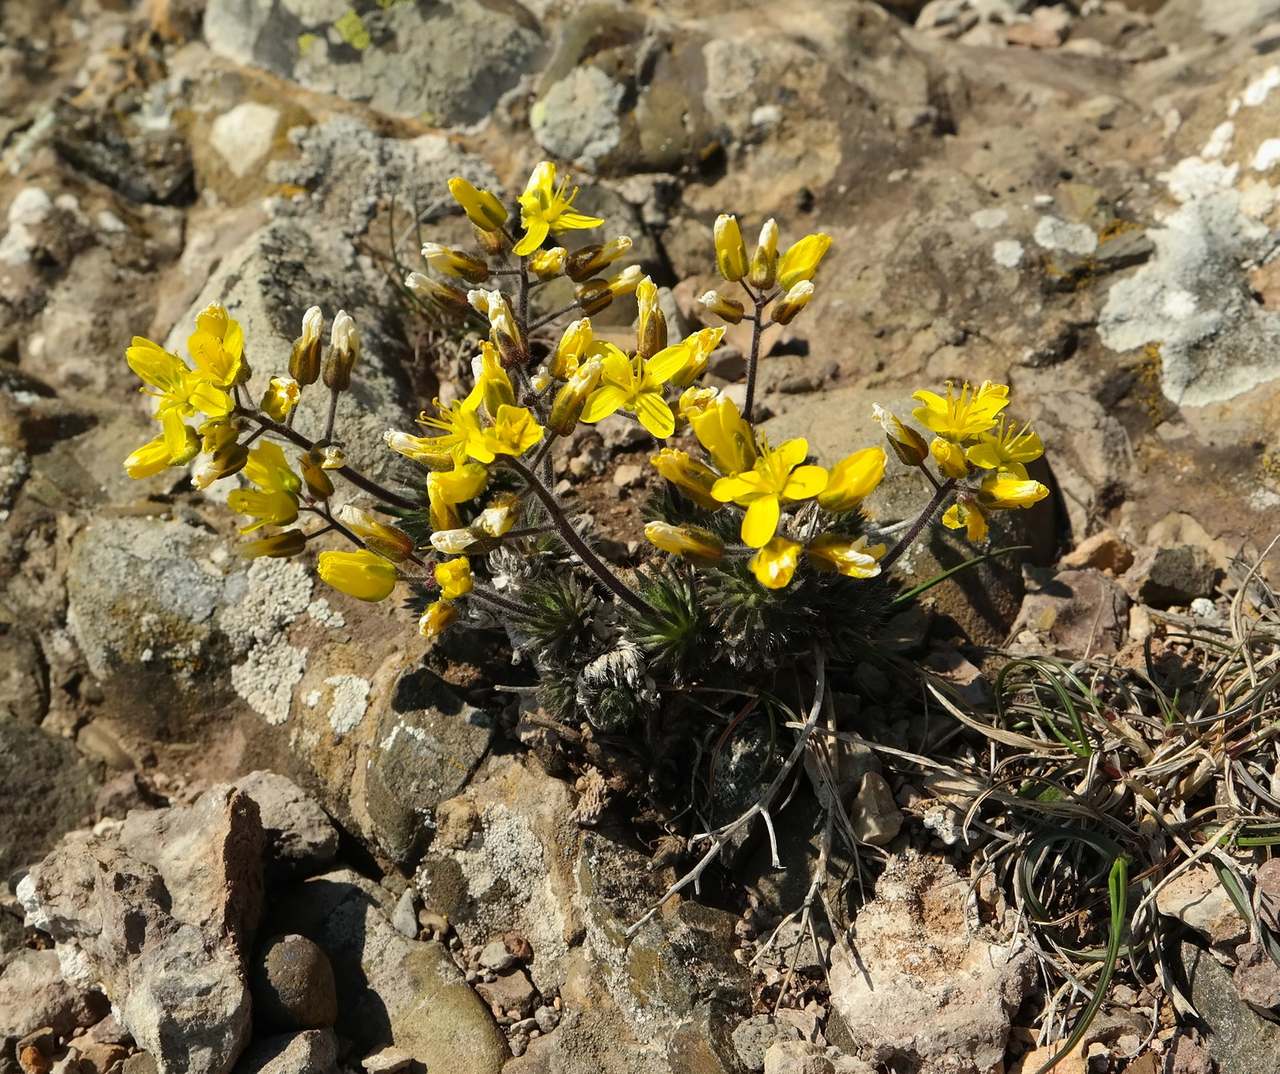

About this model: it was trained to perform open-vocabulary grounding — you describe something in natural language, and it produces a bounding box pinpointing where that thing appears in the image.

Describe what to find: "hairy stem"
[505,455,652,615]
[322,388,341,443]
[879,477,957,572]
[237,409,419,511]
[744,299,765,422]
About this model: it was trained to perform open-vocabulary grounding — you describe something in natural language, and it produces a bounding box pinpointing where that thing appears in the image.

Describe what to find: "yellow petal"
[782,464,828,502]
[633,392,675,439]
[581,384,629,424]
[749,536,801,589]
[741,494,781,548]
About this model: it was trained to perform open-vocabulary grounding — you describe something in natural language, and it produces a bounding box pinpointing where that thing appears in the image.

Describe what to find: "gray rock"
[232,1029,337,1074]
[478,939,516,973]
[364,667,493,865]
[234,771,339,879]
[850,772,903,847]
[1134,545,1218,608]
[391,887,418,939]
[0,715,98,877]
[474,967,537,1017]
[0,948,106,1041]
[828,853,1033,1074]
[531,66,625,172]
[0,624,47,723]
[763,1040,834,1074]
[732,1016,802,1073]
[204,0,544,126]
[280,869,508,1072]
[1009,568,1131,657]
[251,934,338,1033]
[1233,942,1280,1015]
[1155,866,1247,948]
[1184,940,1280,1071]
[18,785,265,1074]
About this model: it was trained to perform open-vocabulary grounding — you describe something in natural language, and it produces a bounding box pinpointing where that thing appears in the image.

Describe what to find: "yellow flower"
[872,403,928,467]
[421,242,489,284]
[580,341,687,439]
[227,489,299,534]
[126,336,233,458]
[712,438,828,548]
[750,536,802,589]
[690,395,756,476]
[317,549,398,602]
[978,472,1049,509]
[942,501,988,542]
[243,441,302,497]
[447,176,508,232]
[239,530,307,559]
[643,521,724,565]
[187,303,247,389]
[550,317,592,379]
[748,218,779,289]
[419,599,457,639]
[435,557,473,600]
[929,437,969,480]
[337,505,415,562]
[650,448,721,510]
[428,461,488,521]
[260,376,300,423]
[472,342,516,418]
[528,246,567,279]
[965,419,1044,480]
[485,405,544,457]
[664,327,726,389]
[416,393,493,463]
[911,381,1009,443]
[513,161,604,256]
[818,447,886,513]
[678,385,719,422]
[806,534,885,579]
[714,214,749,282]
[384,428,456,470]
[777,233,832,291]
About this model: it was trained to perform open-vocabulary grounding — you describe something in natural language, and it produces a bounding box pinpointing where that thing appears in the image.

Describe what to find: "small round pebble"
[250,934,339,1031]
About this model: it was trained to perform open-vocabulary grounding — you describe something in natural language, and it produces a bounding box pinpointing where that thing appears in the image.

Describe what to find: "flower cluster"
[119,158,1051,727]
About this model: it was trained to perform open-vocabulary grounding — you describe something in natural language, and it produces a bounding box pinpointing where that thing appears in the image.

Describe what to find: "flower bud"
[575,279,613,315]
[872,404,928,467]
[421,242,490,284]
[548,356,603,436]
[323,310,359,391]
[319,445,346,470]
[405,272,470,315]
[644,521,724,565]
[337,504,416,562]
[807,534,885,579]
[678,385,719,422]
[929,437,969,480]
[817,447,886,513]
[435,556,473,600]
[317,548,397,602]
[300,450,334,499]
[239,529,307,559]
[714,214,749,282]
[566,236,632,282]
[472,342,516,417]
[634,276,667,360]
[769,281,814,326]
[419,599,458,640]
[480,290,525,367]
[528,246,567,280]
[747,218,779,290]
[650,447,720,510]
[474,493,519,537]
[383,430,454,470]
[260,376,300,423]
[777,232,832,290]
[549,317,592,379]
[698,289,744,324]
[191,442,249,490]
[607,264,642,297]
[289,306,324,385]
[447,176,508,232]
[429,527,482,554]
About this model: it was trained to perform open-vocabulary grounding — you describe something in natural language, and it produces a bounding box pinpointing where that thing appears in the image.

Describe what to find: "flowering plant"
[121,160,1048,746]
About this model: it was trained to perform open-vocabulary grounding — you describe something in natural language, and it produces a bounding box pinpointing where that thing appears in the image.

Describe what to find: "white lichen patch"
[218,557,313,647]
[325,674,370,735]
[993,240,1024,268]
[307,597,345,628]
[1243,66,1280,108]
[1202,121,1234,160]
[1033,216,1097,256]
[970,207,1008,230]
[1253,138,1280,172]
[231,637,308,725]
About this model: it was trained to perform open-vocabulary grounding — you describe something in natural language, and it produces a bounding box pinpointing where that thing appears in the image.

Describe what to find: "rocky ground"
[4,0,1280,1071]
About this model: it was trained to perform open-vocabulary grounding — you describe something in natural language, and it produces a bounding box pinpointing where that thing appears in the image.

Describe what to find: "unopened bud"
[550,317,592,379]
[405,272,469,315]
[336,504,416,562]
[608,265,642,297]
[698,290,745,325]
[289,306,323,385]
[548,356,603,435]
[319,444,346,470]
[872,404,928,468]
[566,236,632,282]
[777,232,832,291]
[429,527,483,555]
[575,280,612,315]
[260,376,300,423]
[714,214,749,282]
[747,218,778,290]
[419,599,458,640]
[300,450,335,499]
[447,176,508,232]
[421,242,489,284]
[323,310,359,391]
[483,291,525,367]
[191,442,249,490]
[769,281,814,326]
[239,529,307,559]
[635,276,667,360]
[528,246,567,280]
[644,521,724,565]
